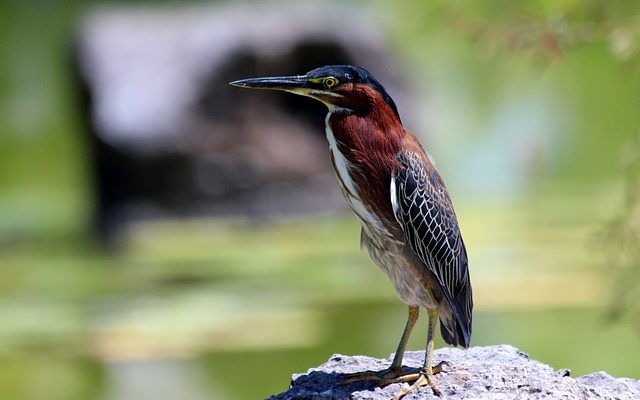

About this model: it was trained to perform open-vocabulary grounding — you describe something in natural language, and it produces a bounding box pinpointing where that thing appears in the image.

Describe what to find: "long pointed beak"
[229,75,310,91]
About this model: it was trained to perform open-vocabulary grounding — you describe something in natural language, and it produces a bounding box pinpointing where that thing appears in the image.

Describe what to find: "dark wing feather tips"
[392,151,472,347]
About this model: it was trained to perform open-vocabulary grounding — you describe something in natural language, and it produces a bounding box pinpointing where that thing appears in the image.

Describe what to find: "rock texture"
[269,345,640,399]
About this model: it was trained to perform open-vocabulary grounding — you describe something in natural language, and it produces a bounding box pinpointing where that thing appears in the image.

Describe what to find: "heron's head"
[230,65,400,120]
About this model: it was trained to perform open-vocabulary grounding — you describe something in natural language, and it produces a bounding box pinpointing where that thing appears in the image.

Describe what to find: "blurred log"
[73,3,409,240]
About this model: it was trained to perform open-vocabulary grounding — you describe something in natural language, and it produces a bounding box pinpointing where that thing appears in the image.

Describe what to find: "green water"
[1,206,639,400]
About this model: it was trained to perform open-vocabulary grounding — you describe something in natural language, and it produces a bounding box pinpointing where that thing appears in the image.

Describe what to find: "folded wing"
[391,151,472,347]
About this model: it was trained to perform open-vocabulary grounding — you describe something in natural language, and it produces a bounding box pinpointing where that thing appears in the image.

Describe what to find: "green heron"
[231,65,472,398]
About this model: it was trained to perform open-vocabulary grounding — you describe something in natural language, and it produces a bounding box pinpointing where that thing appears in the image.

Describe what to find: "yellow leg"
[393,308,444,399]
[342,306,419,384]
[390,305,420,370]
[424,307,437,373]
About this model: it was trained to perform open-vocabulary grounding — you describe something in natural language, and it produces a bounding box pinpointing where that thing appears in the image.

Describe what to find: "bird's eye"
[324,77,338,89]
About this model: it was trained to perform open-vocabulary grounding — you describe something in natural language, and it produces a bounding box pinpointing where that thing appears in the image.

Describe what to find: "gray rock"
[268,345,640,400]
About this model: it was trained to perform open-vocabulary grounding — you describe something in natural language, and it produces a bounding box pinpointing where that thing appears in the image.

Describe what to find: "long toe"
[392,373,442,400]
[429,360,450,375]
[341,366,419,385]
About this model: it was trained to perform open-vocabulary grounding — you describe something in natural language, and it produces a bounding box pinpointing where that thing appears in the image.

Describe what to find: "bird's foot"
[342,361,448,398]
[340,365,418,385]
[391,372,440,399]
[389,361,448,399]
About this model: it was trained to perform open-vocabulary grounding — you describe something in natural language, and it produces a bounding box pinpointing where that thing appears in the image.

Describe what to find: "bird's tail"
[439,270,473,348]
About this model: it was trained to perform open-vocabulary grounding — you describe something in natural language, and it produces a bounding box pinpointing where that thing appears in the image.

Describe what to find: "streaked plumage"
[231,65,473,397]
[392,151,472,347]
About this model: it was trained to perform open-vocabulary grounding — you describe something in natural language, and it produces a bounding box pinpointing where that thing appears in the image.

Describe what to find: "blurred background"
[1,1,640,399]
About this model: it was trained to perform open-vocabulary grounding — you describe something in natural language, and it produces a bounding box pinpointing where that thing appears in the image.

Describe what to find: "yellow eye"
[324,77,338,89]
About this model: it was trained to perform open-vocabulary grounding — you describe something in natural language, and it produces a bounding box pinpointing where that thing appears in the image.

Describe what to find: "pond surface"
[1,196,639,399]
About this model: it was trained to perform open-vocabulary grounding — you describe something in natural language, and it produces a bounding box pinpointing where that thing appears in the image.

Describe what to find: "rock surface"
[269,345,640,399]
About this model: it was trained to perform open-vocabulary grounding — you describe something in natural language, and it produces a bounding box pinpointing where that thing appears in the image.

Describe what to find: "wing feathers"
[392,151,472,347]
